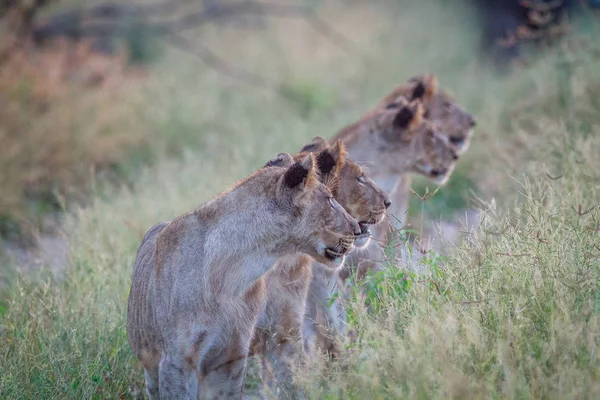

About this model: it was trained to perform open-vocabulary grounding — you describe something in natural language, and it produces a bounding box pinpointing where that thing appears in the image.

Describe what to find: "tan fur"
[330,75,475,236]
[375,74,476,156]
[335,74,475,159]
[298,77,476,358]
[126,153,361,400]
[331,97,459,190]
[251,139,390,398]
[380,74,438,106]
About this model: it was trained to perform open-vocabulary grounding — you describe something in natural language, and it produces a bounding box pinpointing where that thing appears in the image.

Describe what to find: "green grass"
[1,1,600,398]
[409,165,477,219]
[300,127,600,399]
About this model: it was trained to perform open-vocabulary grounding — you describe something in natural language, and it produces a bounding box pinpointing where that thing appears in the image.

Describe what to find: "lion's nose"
[384,199,392,209]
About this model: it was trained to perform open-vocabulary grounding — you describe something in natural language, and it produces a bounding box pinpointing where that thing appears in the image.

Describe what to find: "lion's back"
[126,221,169,357]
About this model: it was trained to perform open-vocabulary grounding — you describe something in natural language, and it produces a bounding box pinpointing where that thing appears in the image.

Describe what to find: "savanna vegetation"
[1,0,599,398]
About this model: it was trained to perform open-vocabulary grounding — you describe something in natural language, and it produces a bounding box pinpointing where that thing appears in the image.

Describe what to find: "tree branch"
[163,33,277,91]
[29,1,356,92]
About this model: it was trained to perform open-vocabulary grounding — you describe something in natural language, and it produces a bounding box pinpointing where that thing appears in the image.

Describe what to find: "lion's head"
[378,74,476,156]
[299,137,391,248]
[368,97,459,185]
[264,152,361,269]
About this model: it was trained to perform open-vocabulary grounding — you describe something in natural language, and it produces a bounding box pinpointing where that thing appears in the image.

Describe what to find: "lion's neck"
[197,188,294,299]
[335,129,414,193]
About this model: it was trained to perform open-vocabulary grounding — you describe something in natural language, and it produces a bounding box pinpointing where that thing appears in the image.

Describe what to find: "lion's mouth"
[324,243,352,260]
[353,221,375,249]
[415,164,450,183]
[358,222,372,237]
[358,213,385,232]
[422,166,447,178]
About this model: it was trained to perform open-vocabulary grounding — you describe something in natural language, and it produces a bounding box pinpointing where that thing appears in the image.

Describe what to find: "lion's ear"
[264,152,294,168]
[331,139,347,175]
[300,136,329,153]
[315,139,346,176]
[283,153,318,189]
[393,100,424,134]
[410,74,437,103]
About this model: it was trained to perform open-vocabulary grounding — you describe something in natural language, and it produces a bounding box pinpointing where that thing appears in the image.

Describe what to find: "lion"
[374,74,476,155]
[250,137,390,398]
[338,74,476,158]
[305,84,475,358]
[126,152,361,400]
[359,74,476,232]
[331,74,476,251]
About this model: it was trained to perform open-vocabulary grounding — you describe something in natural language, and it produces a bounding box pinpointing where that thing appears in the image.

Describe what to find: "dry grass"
[299,120,600,399]
[0,34,150,223]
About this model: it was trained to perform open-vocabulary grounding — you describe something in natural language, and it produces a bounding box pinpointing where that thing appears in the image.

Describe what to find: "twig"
[429,279,442,295]
[571,204,595,217]
[545,170,563,180]
[410,186,440,201]
[30,1,356,91]
[460,300,484,305]
[33,1,356,52]
[163,33,276,91]
[496,252,532,257]
[535,231,549,244]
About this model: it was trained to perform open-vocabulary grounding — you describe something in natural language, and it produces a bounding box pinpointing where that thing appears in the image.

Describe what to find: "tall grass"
[300,123,600,399]
[1,1,599,398]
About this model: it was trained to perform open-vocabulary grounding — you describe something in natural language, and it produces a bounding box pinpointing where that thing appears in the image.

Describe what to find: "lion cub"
[336,74,476,232]
[126,153,360,400]
[304,93,470,358]
[331,77,477,275]
[251,138,390,398]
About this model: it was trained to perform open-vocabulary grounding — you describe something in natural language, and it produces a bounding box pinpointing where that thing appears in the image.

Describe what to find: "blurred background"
[1,0,599,277]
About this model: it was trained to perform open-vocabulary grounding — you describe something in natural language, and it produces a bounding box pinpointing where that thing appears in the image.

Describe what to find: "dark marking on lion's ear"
[283,153,317,189]
[316,150,336,175]
[411,82,426,100]
[283,163,309,188]
[264,152,293,168]
[393,107,415,130]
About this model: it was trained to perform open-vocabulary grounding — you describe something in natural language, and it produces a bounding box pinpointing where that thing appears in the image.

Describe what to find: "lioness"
[374,74,476,156]
[331,75,476,268]
[126,153,361,400]
[305,80,475,357]
[251,137,390,398]
[364,74,476,232]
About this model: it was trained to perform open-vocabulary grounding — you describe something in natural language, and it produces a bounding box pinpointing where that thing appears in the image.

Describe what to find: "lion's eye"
[328,197,336,208]
[357,175,365,184]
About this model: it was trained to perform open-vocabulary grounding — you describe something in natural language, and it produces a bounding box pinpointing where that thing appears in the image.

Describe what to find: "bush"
[0,35,149,224]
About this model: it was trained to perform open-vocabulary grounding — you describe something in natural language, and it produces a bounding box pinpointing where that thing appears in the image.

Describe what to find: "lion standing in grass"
[251,137,390,398]
[303,75,477,358]
[126,153,361,399]
[328,75,476,279]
